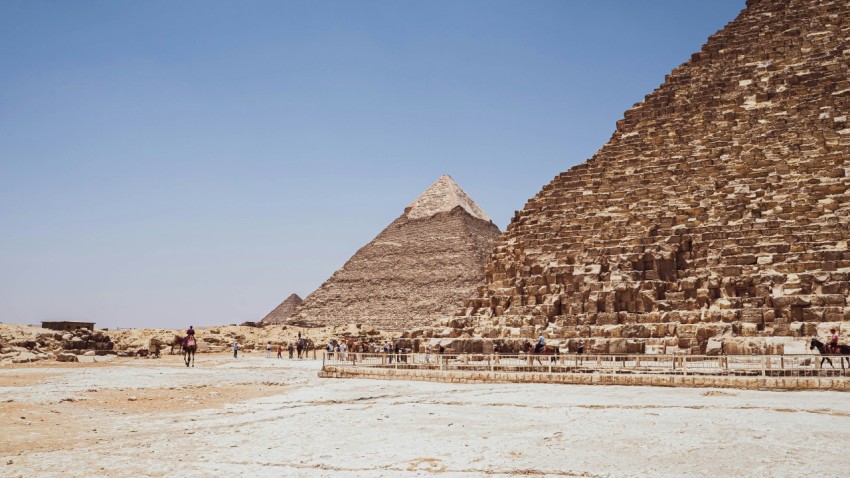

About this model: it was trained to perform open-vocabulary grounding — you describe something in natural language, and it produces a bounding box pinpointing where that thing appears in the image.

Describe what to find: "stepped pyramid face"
[464,0,850,354]
[260,293,303,325]
[290,175,501,331]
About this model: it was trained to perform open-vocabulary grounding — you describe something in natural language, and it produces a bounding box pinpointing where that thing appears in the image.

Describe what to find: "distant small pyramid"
[260,294,303,325]
[289,175,501,331]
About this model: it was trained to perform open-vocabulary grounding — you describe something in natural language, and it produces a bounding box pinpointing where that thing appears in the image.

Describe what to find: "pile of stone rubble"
[0,327,116,364]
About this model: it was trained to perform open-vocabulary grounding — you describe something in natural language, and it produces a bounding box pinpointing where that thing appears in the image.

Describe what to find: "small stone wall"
[320,366,850,392]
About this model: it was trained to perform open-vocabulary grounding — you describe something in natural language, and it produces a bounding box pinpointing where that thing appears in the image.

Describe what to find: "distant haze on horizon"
[0,0,746,329]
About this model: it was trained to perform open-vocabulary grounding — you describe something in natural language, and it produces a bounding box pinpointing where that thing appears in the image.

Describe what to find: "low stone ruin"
[0,328,116,364]
[401,317,814,356]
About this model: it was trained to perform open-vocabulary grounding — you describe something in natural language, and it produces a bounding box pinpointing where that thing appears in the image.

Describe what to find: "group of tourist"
[326,341,349,360]
[423,344,446,364]
[323,339,420,362]
[232,334,311,359]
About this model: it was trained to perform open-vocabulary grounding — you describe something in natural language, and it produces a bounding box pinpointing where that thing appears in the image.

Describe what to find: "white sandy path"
[0,357,311,404]
[3,357,850,477]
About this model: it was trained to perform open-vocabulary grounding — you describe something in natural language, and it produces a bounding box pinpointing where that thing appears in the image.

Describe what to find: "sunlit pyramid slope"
[289,175,501,331]
[260,294,303,325]
[406,175,491,221]
[459,0,850,355]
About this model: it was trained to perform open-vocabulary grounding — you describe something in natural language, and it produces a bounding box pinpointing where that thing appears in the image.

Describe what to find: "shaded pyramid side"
[260,294,303,325]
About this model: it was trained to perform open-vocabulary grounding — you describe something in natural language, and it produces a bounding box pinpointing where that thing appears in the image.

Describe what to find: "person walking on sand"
[277,344,283,359]
[233,341,239,359]
[266,341,272,359]
[288,342,294,359]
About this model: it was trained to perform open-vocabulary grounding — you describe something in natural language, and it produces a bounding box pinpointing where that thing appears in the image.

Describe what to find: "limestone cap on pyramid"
[404,175,491,222]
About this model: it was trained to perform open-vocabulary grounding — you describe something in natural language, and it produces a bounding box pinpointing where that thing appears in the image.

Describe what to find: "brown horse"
[810,338,850,369]
[183,335,196,367]
[170,335,184,355]
[525,341,559,365]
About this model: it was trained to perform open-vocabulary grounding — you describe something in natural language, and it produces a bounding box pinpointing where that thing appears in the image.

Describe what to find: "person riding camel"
[828,327,839,354]
[184,325,196,348]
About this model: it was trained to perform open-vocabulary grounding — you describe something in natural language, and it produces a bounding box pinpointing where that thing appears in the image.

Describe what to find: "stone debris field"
[3,354,850,477]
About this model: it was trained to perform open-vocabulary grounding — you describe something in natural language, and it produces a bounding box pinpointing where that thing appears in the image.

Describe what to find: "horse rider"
[535,334,545,353]
[828,327,839,354]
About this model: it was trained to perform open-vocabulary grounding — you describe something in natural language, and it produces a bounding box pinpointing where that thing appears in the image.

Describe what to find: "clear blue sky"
[0,0,746,329]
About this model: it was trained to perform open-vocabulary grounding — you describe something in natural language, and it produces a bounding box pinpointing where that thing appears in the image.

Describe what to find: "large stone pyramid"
[289,175,501,331]
[459,0,850,355]
[260,293,303,325]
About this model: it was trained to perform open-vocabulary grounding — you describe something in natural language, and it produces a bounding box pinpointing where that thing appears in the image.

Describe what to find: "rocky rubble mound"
[195,323,388,352]
[0,324,117,364]
[0,322,398,364]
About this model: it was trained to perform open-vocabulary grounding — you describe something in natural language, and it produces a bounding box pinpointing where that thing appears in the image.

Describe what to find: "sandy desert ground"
[2,353,850,477]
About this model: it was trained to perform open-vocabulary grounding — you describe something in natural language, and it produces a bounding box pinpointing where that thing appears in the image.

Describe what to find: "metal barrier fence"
[321,352,850,378]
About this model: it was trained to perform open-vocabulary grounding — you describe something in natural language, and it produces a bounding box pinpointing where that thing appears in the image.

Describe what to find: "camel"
[183,335,196,367]
[170,335,184,355]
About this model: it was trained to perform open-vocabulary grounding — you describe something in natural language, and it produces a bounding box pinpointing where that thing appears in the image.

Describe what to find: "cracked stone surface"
[3,354,850,477]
